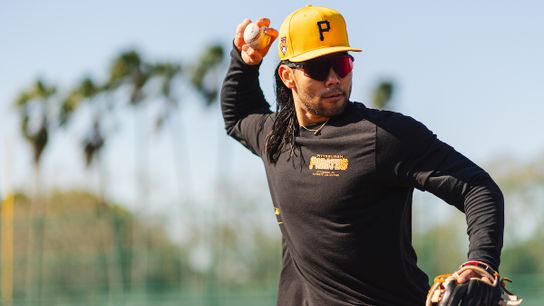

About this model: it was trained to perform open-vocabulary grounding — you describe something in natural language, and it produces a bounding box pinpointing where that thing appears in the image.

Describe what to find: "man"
[221,5,504,305]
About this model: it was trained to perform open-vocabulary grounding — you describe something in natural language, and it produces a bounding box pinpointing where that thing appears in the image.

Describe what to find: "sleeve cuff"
[229,41,263,71]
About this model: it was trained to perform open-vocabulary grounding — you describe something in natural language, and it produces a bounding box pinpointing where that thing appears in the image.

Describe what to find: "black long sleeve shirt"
[220,46,504,306]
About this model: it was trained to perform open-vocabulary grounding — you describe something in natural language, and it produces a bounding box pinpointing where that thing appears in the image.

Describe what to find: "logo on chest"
[309,154,349,177]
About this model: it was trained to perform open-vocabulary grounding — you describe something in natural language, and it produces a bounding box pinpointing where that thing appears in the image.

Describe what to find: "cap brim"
[289,46,362,62]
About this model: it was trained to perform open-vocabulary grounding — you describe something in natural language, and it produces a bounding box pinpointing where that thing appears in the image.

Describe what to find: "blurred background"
[1,1,543,305]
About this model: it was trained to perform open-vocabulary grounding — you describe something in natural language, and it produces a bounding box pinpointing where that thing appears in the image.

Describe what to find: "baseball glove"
[426,261,523,306]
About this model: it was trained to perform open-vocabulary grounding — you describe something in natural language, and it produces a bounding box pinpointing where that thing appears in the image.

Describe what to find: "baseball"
[243,22,270,50]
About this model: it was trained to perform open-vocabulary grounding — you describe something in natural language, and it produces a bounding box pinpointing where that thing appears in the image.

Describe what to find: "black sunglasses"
[283,53,354,82]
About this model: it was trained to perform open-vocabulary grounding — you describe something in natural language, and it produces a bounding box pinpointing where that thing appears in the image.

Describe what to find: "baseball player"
[221,5,518,306]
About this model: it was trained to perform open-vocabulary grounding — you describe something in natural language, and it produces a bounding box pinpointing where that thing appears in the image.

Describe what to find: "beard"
[301,85,351,118]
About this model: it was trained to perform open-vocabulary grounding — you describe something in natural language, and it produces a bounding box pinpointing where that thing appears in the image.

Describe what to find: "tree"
[61,75,128,305]
[14,79,58,306]
[188,44,226,306]
[190,44,225,106]
[11,43,234,305]
[487,154,544,275]
[150,62,182,130]
[371,80,395,110]
[106,49,156,300]
[7,190,190,305]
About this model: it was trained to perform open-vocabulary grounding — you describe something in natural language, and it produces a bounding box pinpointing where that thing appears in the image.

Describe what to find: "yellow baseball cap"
[278,5,362,62]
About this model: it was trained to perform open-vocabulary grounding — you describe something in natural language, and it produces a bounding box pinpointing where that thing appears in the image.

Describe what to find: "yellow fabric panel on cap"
[278,5,362,62]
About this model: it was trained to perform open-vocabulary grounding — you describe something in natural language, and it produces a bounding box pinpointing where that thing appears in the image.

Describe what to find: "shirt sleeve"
[220,44,273,157]
[376,111,504,270]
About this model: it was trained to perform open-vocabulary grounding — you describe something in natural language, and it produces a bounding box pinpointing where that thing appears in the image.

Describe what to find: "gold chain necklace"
[300,119,329,136]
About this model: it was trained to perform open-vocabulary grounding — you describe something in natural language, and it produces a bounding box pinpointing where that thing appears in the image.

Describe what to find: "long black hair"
[265,63,299,164]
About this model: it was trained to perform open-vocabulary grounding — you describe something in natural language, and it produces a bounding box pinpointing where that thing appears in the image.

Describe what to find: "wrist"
[462,260,496,272]
[231,43,262,68]
[459,260,499,281]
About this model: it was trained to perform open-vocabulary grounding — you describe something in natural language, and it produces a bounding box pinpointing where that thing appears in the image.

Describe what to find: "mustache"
[320,87,345,98]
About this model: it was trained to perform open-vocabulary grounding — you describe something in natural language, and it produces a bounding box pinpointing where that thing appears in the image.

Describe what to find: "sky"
[1,1,544,218]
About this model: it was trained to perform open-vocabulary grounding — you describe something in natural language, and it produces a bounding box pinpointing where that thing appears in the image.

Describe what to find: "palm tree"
[190,44,225,106]
[61,76,128,305]
[108,50,150,105]
[189,43,226,306]
[148,61,193,292]
[15,79,57,306]
[150,62,182,130]
[107,50,153,301]
[62,77,104,183]
[372,80,395,110]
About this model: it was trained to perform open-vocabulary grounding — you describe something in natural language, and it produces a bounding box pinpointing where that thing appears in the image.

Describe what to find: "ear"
[278,65,296,89]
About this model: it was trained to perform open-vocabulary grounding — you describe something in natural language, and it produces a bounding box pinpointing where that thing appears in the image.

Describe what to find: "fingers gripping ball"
[426,261,523,306]
[243,22,271,50]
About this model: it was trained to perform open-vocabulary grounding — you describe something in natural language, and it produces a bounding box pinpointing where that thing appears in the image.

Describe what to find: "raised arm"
[220,18,278,156]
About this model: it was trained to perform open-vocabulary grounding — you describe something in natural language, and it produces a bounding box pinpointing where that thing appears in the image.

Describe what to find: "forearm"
[220,44,270,136]
[422,153,504,270]
[462,173,504,270]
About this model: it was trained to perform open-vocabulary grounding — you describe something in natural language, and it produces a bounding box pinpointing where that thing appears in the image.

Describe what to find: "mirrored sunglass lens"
[332,56,353,78]
[303,55,353,81]
[304,62,329,81]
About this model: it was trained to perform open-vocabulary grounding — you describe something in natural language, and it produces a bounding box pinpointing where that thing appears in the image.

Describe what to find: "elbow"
[224,122,237,137]
[465,173,505,223]
[477,172,504,207]
[221,106,239,137]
